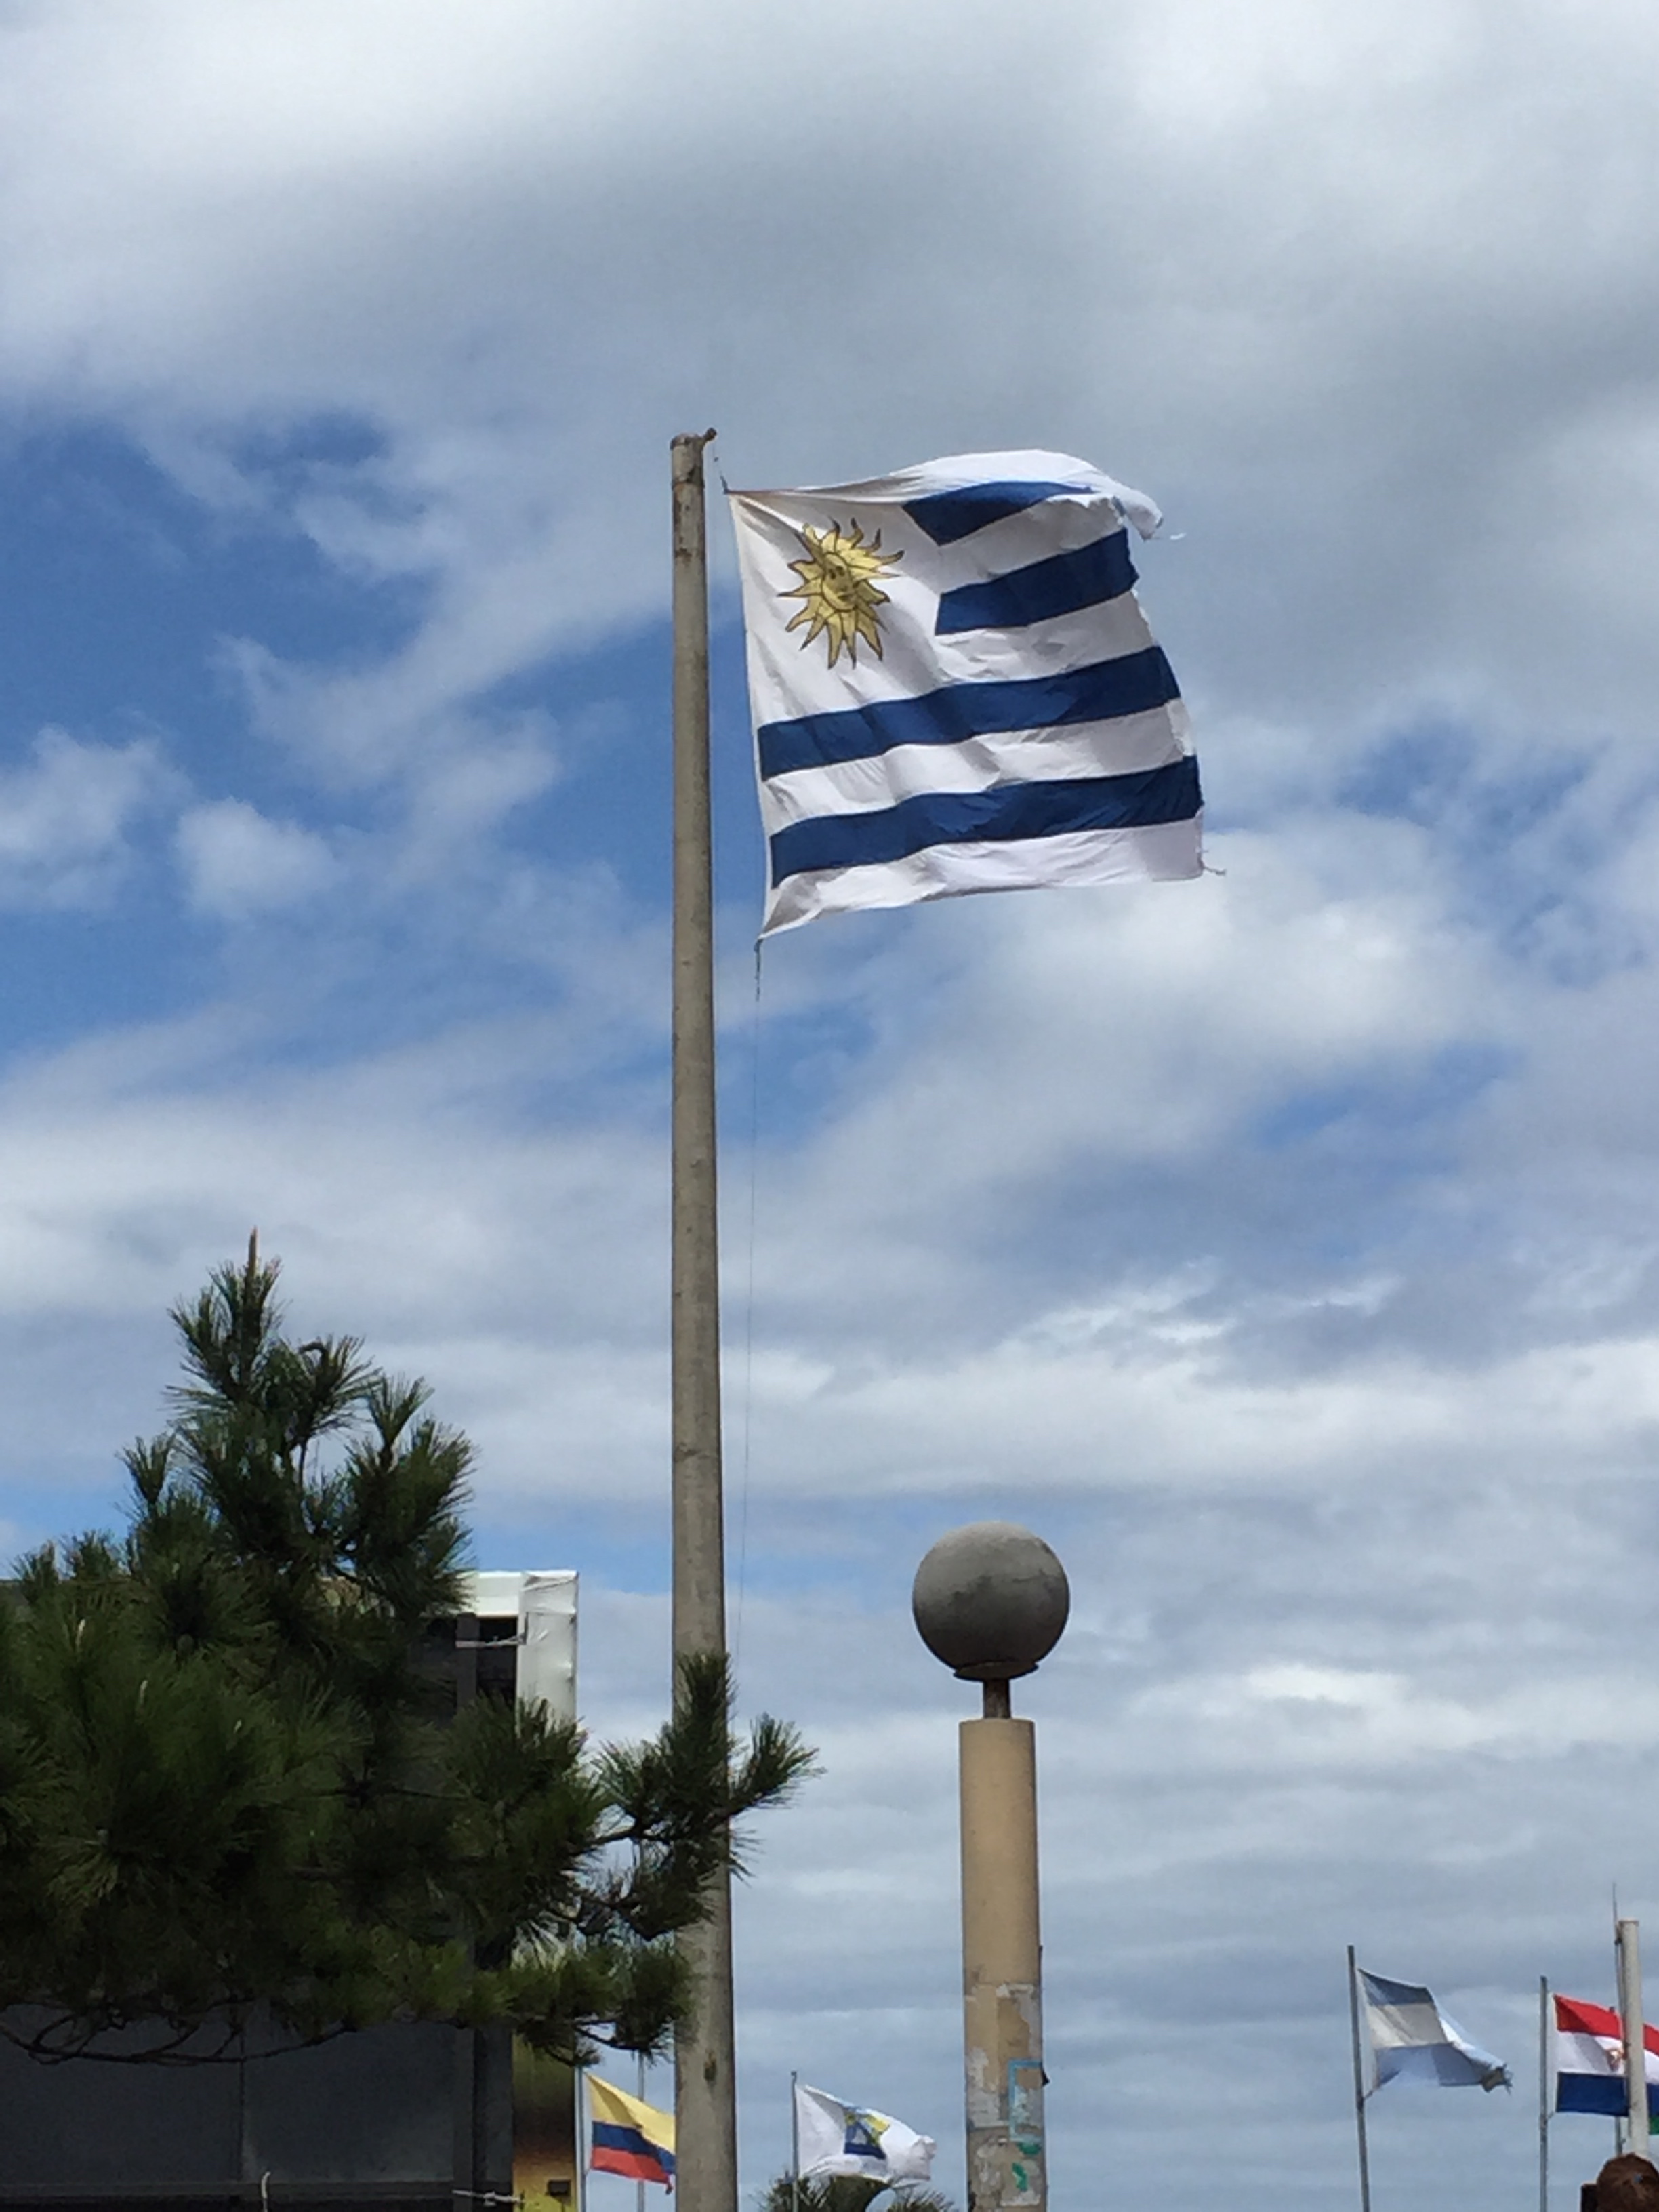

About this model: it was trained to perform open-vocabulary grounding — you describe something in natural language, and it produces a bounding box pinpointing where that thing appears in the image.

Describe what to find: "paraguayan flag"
[728,451,1202,936]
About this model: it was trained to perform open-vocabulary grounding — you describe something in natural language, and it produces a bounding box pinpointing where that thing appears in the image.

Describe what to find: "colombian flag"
[588,2076,675,2189]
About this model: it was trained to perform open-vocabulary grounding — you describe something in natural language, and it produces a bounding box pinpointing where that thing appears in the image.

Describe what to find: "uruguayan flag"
[728,451,1201,936]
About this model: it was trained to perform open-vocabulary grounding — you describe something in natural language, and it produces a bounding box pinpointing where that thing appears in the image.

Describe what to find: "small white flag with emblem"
[728,451,1201,935]
[794,2082,937,2183]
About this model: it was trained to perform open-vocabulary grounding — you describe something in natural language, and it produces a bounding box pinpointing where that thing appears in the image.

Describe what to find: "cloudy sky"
[3,0,1659,2203]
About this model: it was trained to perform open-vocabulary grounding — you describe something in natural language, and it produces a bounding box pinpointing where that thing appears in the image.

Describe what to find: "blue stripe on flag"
[903,480,1088,546]
[769,756,1200,882]
[934,532,1136,634]
[591,2123,676,2173]
[1556,2076,1657,2118]
[756,649,1181,780]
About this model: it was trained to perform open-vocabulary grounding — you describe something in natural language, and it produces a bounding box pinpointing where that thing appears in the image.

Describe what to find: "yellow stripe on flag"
[588,2077,676,2155]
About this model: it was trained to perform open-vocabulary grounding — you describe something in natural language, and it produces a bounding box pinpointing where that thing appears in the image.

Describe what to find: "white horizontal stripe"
[1557,2030,1620,2076]
[743,577,1158,722]
[929,497,1127,573]
[758,703,1194,830]
[762,818,1202,935]
[1556,2030,1659,2083]
[1366,1999,1450,2051]
[735,449,1158,536]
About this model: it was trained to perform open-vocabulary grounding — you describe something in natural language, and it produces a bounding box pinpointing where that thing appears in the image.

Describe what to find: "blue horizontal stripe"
[1360,1975,1429,2007]
[903,480,1088,547]
[758,649,1180,779]
[592,2123,674,2172]
[1556,2075,1657,2118]
[935,533,1136,635]
[1377,2046,1500,2089]
[769,756,1200,883]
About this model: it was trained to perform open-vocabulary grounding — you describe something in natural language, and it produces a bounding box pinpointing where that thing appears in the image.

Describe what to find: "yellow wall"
[514,2043,577,2208]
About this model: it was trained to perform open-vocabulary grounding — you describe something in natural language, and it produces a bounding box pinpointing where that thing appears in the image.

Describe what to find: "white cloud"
[0,0,1654,770]
[3,4,1659,2205]
[0,840,1648,2212]
[0,727,164,905]
[175,797,337,917]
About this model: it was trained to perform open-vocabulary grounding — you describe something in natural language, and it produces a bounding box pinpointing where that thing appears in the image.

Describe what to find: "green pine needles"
[756,2176,960,2212]
[0,1241,813,2065]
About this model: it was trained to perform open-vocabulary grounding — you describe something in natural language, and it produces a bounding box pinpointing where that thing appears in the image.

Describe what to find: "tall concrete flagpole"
[1617,1917,1647,2160]
[670,429,738,2212]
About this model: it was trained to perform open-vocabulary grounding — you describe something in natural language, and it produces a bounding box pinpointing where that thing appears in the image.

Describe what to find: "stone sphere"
[912,1521,1070,1681]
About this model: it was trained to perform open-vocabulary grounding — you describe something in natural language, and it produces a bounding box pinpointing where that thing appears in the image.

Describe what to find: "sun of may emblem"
[781,518,903,668]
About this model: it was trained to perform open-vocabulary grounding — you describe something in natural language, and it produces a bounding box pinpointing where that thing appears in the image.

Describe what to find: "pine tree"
[0,1242,812,2064]
[756,2173,959,2212]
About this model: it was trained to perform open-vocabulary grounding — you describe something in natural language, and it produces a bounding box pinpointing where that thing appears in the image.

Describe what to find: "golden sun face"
[781,520,903,668]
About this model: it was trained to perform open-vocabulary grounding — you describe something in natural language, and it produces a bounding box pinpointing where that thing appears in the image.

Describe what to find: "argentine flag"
[1359,1969,1511,2092]
[728,451,1201,935]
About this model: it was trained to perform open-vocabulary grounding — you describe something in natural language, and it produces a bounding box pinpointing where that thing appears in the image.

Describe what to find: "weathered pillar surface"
[914,1522,1067,2212]
[960,1714,1045,2212]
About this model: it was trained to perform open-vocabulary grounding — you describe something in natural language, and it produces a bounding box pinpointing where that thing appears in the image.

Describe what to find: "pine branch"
[0,1249,815,2064]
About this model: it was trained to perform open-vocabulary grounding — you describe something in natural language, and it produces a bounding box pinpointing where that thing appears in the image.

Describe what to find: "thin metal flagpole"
[1347,1946,1373,2212]
[670,428,738,2212]
[800,2062,814,2212]
[637,2051,649,2212]
[1548,1982,1557,2212]
[577,2066,589,2212]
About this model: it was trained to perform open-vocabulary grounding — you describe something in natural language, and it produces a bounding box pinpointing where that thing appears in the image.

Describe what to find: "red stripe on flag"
[592,2146,674,2186]
[1555,1994,1659,2054]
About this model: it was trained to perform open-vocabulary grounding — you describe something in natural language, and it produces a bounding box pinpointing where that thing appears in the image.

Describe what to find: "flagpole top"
[670,429,718,467]
[912,1521,1070,1685]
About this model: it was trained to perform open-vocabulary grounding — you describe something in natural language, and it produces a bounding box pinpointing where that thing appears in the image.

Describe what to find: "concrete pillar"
[960,1715,1046,2212]
[913,1523,1068,2212]
[1618,1920,1648,2161]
